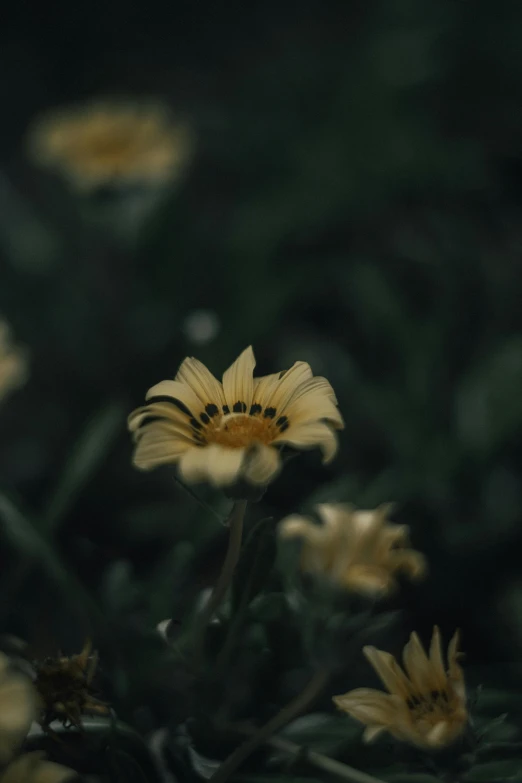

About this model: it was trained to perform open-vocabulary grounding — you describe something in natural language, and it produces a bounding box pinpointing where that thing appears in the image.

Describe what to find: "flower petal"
[243,444,281,485]
[133,426,195,470]
[178,444,246,487]
[343,564,396,596]
[145,379,202,418]
[402,632,435,695]
[175,358,225,409]
[273,420,339,463]
[222,346,255,411]
[265,362,314,413]
[363,647,412,699]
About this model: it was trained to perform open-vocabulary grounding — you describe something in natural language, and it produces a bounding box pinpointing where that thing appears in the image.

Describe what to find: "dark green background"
[1,0,522,692]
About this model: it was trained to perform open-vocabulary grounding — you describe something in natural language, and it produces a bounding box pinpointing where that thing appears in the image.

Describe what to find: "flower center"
[208,413,275,449]
[407,689,454,722]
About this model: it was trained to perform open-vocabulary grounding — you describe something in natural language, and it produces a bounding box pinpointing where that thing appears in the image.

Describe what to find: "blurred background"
[1,0,522,713]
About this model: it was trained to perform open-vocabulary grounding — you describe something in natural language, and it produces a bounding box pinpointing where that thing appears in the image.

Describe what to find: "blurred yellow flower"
[0,652,35,764]
[333,627,468,750]
[128,346,344,489]
[0,321,28,405]
[0,752,75,783]
[27,99,193,190]
[279,503,426,596]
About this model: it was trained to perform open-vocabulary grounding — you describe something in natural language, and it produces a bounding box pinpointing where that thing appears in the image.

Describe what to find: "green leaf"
[44,401,125,532]
[385,776,443,783]
[275,712,360,757]
[463,759,522,782]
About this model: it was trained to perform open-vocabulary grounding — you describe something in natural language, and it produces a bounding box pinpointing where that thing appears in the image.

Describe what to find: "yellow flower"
[333,627,468,750]
[128,346,343,488]
[0,321,28,405]
[27,99,193,191]
[0,752,75,783]
[279,503,426,596]
[0,652,35,764]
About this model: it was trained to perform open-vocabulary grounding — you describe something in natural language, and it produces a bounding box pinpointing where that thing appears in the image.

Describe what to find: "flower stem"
[264,734,385,783]
[193,500,247,662]
[209,667,329,783]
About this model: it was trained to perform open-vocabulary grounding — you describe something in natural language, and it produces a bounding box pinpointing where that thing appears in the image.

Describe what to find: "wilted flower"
[34,640,109,730]
[0,752,75,783]
[128,346,343,489]
[27,99,193,191]
[279,503,426,596]
[0,321,28,405]
[333,627,468,750]
[0,652,35,763]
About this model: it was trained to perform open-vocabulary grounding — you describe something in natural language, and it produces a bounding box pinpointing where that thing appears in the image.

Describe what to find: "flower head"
[128,346,343,489]
[0,321,28,405]
[27,99,193,191]
[333,627,467,750]
[34,640,109,730]
[0,752,75,783]
[279,503,426,596]
[0,652,35,763]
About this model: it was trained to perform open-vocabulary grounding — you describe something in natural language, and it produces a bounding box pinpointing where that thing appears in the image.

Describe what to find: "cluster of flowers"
[128,345,469,752]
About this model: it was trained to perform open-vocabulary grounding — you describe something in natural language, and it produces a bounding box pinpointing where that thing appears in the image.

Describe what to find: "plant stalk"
[209,667,329,783]
[193,500,247,663]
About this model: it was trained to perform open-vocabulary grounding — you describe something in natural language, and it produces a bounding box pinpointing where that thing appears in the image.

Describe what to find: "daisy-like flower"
[0,752,75,783]
[0,652,35,763]
[27,99,193,191]
[0,321,28,406]
[333,627,468,750]
[128,346,344,489]
[279,503,426,596]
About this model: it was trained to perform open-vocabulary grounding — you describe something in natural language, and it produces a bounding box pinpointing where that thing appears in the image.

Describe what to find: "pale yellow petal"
[175,357,225,408]
[333,688,399,725]
[402,632,434,695]
[221,346,255,411]
[363,725,386,742]
[273,420,339,463]
[129,403,197,435]
[387,550,427,581]
[284,380,344,429]
[144,379,202,417]
[243,444,281,485]
[315,504,352,537]
[266,362,314,413]
[0,676,34,737]
[363,647,412,698]
[133,428,194,470]
[253,372,281,406]
[428,627,447,691]
[178,444,246,487]
[343,564,396,596]
[278,515,327,545]
[1,753,76,783]
[424,721,454,748]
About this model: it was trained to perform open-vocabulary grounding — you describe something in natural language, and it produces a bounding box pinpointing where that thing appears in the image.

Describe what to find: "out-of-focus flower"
[27,100,193,191]
[128,346,344,489]
[182,310,220,345]
[0,321,28,405]
[333,627,468,750]
[0,752,76,783]
[34,640,109,731]
[279,503,426,596]
[0,652,35,763]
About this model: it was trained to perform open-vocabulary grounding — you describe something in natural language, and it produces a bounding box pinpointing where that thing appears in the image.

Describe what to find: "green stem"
[193,500,247,662]
[264,734,386,783]
[209,667,330,783]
